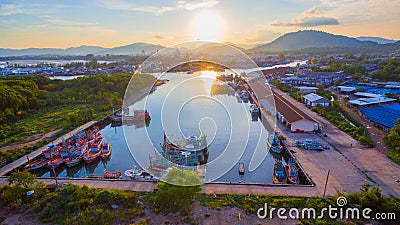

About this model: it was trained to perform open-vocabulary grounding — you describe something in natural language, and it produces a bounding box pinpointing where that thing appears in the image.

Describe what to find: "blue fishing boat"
[285,158,299,184]
[267,132,283,154]
[273,159,287,184]
[250,104,259,117]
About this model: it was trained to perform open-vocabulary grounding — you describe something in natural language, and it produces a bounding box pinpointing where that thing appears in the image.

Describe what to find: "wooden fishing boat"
[25,156,48,172]
[272,160,287,184]
[285,158,299,184]
[100,142,111,159]
[161,132,208,166]
[104,169,122,179]
[238,162,245,175]
[47,156,64,168]
[42,144,60,159]
[83,133,102,164]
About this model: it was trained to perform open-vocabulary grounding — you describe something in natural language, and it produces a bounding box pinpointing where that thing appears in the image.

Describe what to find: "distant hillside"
[97,42,164,55]
[194,43,247,55]
[252,30,377,52]
[0,43,164,57]
[356,36,397,44]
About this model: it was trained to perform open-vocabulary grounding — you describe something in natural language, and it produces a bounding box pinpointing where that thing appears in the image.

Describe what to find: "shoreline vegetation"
[0,170,399,225]
[0,73,156,167]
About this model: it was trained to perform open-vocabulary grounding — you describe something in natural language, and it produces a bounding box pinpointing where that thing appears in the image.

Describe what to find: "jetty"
[0,121,97,176]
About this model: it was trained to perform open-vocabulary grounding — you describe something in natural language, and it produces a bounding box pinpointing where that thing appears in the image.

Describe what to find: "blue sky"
[0,0,399,48]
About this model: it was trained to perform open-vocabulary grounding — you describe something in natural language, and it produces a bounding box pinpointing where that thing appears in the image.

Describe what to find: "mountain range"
[0,30,398,57]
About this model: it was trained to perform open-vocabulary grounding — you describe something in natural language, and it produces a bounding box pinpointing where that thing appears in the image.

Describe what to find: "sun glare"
[192,10,224,42]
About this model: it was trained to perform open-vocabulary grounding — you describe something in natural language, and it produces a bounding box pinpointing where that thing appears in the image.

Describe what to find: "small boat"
[25,156,48,172]
[285,158,299,184]
[104,169,122,179]
[47,156,64,168]
[65,150,84,167]
[100,142,112,159]
[250,104,259,117]
[238,162,245,175]
[273,160,287,184]
[83,133,102,164]
[268,132,283,154]
[42,144,60,159]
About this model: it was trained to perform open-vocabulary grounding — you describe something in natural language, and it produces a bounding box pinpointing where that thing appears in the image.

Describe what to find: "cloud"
[271,6,339,27]
[41,16,96,27]
[271,17,339,27]
[97,0,219,15]
[154,35,165,39]
[0,3,48,16]
[304,6,318,15]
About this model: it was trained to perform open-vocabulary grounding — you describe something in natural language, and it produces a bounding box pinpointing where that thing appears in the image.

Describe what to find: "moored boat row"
[25,126,112,172]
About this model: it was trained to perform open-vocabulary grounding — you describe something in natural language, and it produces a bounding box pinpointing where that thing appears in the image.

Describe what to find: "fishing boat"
[65,151,83,167]
[285,158,300,184]
[242,90,249,102]
[47,156,64,168]
[272,160,287,184]
[267,132,283,154]
[25,156,48,172]
[235,91,243,99]
[83,133,102,164]
[250,104,259,117]
[100,142,112,159]
[110,109,151,123]
[161,132,209,166]
[42,144,60,160]
[104,169,122,179]
[238,162,245,175]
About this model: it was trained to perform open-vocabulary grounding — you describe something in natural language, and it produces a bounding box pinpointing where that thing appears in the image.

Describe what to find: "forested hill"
[252,30,377,52]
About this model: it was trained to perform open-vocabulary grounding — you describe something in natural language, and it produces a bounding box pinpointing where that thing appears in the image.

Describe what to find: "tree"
[8,170,37,188]
[334,80,341,86]
[155,167,202,212]
[316,83,324,89]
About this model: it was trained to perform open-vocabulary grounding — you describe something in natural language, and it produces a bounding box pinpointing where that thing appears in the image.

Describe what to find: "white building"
[302,93,330,107]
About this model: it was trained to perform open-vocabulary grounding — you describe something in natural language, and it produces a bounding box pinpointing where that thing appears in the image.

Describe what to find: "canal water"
[39,71,291,184]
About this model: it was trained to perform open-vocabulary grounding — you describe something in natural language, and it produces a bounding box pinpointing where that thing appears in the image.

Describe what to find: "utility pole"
[322,169,330,200]
[51,165,59,192]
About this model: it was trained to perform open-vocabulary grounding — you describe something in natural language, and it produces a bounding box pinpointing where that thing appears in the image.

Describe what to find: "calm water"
[39,71,290,184]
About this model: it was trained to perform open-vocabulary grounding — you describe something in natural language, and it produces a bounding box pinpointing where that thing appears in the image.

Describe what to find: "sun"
[192,10,224,42]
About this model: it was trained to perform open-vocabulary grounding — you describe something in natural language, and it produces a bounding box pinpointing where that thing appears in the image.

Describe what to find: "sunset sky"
[0,0,399,49]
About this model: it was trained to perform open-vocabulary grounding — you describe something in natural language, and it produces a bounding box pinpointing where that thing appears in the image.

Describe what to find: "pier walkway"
[0,121,97,176]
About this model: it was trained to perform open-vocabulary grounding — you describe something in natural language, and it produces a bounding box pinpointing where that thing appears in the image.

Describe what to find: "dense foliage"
[371,57,400,81]
[0,171,142,225]
[0,79,40,123]
[155,167,202,213]
[386,119,400,165]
